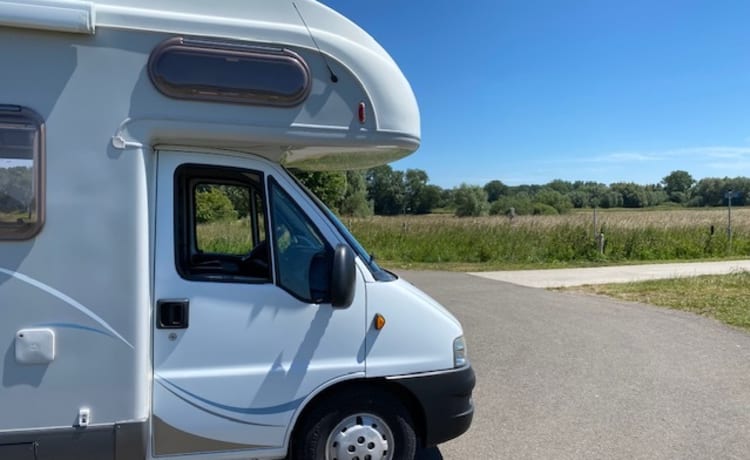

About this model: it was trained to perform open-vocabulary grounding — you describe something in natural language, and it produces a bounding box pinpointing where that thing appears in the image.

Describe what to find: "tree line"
[293,168,750,217]
[2,165,745,221]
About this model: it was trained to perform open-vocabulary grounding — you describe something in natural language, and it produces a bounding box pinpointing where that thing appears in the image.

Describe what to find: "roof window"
[148,37,311,107]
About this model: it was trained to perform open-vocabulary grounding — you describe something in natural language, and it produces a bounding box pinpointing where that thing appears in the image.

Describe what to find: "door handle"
[157,299,190,329]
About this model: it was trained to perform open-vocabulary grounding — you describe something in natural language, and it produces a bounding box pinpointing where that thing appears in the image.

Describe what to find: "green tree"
[339,170,373,217]
[439,188,455,209]
[692,177,725,206]
[610,182,647,208]
[293,170,347,211]
[195,186,237,223]
[414,184,442,214]
[546,179,573,195]
[577,182,609,208]
[367,165,406,215]
[404,168,428,213]
[483,180,508,202]
[662,170,695,203]
[568,190,590,208]
[220,185,250,218]
[599,190,624,208]
[535,188,572,214]
[489,193,534,216]
[403,169,441,214]
[725,177,750,206]
[453,184,489,217]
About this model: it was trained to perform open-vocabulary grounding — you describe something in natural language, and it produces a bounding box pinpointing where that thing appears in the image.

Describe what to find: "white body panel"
[365,279,462,377]
[0,1,470,459]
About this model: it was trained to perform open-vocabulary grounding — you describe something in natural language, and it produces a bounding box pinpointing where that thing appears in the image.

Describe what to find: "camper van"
[0,1,474,459]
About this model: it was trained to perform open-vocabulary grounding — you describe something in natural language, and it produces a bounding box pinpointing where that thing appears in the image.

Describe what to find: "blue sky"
[321,0,750,188]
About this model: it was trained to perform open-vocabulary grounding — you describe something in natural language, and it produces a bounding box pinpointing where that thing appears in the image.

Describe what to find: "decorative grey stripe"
[157,375,305,415]
[33,322,113,338]
[0,267,134,348]
[153,416,267,456]
[156,379,282,428]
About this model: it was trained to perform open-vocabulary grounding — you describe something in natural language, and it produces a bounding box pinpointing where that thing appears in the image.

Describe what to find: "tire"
[291,387,417,460]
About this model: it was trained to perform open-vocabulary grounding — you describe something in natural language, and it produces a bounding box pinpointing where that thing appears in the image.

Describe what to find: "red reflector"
[358,101,366,124]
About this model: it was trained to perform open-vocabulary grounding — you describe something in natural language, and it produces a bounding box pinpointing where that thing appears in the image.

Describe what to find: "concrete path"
[469,259,750,288]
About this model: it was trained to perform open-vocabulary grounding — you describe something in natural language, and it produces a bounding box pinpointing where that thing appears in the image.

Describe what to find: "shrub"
[454,184,489,217]
[196,187,237,223]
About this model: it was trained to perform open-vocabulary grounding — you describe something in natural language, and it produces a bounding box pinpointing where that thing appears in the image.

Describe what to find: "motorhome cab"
[0,1,474,459]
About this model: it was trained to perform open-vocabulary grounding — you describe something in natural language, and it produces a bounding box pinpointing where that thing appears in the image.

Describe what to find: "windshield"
[287,170,396,282]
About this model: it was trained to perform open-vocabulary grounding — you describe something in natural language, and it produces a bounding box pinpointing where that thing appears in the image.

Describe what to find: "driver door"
[151,150,366,457]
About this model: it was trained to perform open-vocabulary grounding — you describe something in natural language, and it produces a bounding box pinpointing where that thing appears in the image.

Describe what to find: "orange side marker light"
[374,313,386,330]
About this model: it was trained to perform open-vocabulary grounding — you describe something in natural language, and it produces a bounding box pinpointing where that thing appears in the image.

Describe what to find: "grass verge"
[565,271,750,331]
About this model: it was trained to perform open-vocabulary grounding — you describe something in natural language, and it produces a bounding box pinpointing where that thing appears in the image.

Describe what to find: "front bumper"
[389,364,475,447]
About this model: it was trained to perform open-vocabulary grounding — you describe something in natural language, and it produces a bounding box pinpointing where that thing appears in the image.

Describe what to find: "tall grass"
[345,208,750,267]
[197,218,253,254]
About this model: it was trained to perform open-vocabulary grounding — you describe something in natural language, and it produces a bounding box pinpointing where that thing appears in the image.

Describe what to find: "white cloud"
[663,146,750,160]
[566,146,750,165]
[596,152,659,163]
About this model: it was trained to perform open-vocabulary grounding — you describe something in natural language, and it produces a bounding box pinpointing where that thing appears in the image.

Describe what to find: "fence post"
[596,232,605,255]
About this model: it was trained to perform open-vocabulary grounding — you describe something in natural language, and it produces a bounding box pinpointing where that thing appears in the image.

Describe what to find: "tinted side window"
[0,106,44,240]
[149,37,311,107]
[175,165,269,282]
[269,179,332,303]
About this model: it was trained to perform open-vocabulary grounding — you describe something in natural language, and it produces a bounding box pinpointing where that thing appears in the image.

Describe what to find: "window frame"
[148,36,312,107]
[173,164,270,284]
[0,105,45,240]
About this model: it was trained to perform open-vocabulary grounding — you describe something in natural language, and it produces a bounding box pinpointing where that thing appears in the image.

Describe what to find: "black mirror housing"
[331,244,356,308]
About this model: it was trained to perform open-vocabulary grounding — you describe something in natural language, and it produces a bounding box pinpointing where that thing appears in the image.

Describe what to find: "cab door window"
[175,164,269,282]
[269,178,332,303]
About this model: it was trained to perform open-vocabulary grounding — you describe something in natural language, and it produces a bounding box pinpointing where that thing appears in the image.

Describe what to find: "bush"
[454,184,489,217]
[532,203,558,215]
[196,187,237,223]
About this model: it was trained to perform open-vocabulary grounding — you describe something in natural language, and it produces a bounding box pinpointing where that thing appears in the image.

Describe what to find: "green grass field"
[345,208,750,270]
[196,217,253,254]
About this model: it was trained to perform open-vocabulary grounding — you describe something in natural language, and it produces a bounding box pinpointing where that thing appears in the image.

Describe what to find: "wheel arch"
[286,377,428,456]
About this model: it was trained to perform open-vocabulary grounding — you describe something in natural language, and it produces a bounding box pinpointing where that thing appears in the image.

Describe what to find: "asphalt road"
[401,271,750,459]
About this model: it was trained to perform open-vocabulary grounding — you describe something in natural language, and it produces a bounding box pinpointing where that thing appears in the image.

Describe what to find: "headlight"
[453,336,467,367]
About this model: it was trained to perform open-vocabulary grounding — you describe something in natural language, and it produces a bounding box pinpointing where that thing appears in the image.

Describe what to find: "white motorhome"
[0,1,474,459]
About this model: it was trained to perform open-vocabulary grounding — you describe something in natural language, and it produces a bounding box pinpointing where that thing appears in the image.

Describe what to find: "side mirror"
[331,244,356,308]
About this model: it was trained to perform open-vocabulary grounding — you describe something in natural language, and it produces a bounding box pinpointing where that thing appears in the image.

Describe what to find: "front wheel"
[292,387,417,460]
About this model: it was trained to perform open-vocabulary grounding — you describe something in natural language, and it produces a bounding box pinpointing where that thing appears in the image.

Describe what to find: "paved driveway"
[470,259,750,288]
[401,270,750,459]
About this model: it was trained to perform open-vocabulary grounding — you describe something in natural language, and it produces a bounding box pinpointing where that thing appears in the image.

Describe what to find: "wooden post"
[727,190,733,253]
